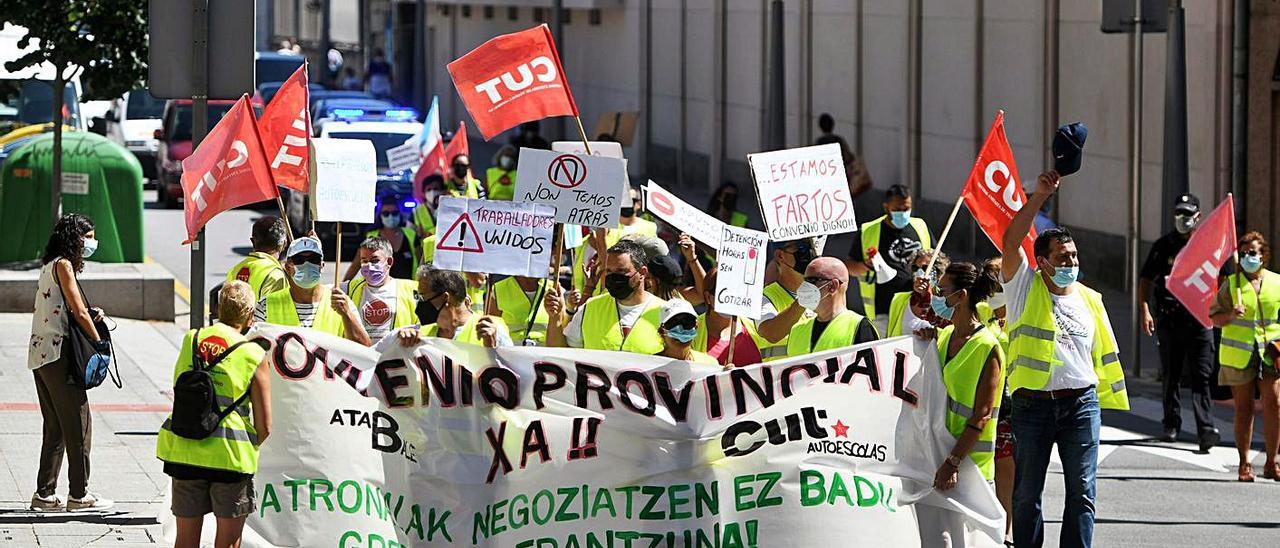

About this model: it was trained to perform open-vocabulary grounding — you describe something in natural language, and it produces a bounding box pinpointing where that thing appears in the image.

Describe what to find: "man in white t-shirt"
[1000,169,1125,548]
[341,237,419,347]
[544,239,666,354]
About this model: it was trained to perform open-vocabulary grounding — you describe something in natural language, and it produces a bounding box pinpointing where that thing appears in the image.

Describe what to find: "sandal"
[1239,463,1255,482]
[1266,463,1280,481]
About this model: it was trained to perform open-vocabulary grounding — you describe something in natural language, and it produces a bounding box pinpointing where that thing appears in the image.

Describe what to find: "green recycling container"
[0,131,145,263]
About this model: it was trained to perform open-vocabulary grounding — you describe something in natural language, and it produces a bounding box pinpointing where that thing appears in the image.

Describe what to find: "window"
[483,5,494,19]
[507,6,518,21]
[461,5,471,18]
[533,8,546,23]
[438,5,450,16]
[561,9,571,24]
[589,9,601,26]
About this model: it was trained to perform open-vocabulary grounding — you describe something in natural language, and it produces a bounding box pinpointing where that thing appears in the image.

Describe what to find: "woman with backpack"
[28,213,113,512]
[157,280,273,547]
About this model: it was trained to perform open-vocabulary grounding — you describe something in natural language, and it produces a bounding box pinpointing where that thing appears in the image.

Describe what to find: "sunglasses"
[290,254,322,265]
[804,276,834,286]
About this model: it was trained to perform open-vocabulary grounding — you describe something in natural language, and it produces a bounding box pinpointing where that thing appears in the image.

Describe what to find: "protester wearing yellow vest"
[707,182,749,228]
[345,200,419,281]
[786,258,878,356]
[573,187,658,295]
[1209,231,1280,483]
[445,154,483,199]
[158,281,271,546]
[886,250,951,338]
[1001,170,1128,548]
[340,237,419,347]
[253,237,371,346]
[657,299,718,364]
[847,184,933,333]
[546,239,666,354]
[485,145,518,201]
[755,239,817,361]
[926,262,1006,488]
[487,276,553,346]
[225,216,288,299]
[412,173,444,241]
[693,268,766,366]
[382,264,512,350]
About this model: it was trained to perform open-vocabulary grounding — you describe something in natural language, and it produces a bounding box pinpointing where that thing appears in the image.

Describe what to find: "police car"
[286,104,423,250]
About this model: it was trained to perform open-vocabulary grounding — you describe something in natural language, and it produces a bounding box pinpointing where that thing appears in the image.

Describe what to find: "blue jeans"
[1010,388,1101,548]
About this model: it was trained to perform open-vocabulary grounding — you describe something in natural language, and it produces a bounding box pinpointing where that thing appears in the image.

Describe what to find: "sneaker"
[29,493,64,512]
[67,492,113,511]
[1198,428,1221,453]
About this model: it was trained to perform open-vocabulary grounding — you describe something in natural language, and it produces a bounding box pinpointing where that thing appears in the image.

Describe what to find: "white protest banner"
[748,143,857,241]
[432,196,557,278]
[515,147,627,228]
[175,325,1005,547]
[644,179,726,248]
[386,137,421,173]
[310,137,377,223]
[715,225,768,319]
[551,140,625,159]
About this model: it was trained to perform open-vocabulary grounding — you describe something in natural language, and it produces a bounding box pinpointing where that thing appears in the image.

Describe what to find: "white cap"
[658,298,697,325]
[286,236,324,259]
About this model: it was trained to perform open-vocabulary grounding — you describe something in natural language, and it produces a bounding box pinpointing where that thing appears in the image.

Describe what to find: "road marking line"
[147,255,191,303]
[0,402,171,413]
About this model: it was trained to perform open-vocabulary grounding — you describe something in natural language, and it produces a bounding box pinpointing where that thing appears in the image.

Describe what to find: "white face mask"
[82,237,98,258]
[797,281,823,311]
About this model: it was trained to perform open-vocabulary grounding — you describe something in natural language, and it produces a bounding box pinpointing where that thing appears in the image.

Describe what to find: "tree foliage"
[0,0,148,100]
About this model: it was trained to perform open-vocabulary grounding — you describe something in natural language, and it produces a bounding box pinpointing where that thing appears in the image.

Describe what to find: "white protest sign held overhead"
[310,137,377,223]
[432,196,557,278]
[644,179,726,248]
[551,140,625,159]
[748,143,857,241]
[715,225,769,319]
[515,147,627,228]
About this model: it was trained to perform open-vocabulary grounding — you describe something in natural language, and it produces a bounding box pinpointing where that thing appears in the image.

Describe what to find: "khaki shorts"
[1218,355,1280,387]
[171,477,255,519]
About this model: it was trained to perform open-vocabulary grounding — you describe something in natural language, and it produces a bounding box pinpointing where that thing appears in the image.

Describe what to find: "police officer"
[1139,193,1220,450]
[847,184,934,335]
[342,237,419,347]
[253,237,370,346]
[157,281,272,547]
[786,257,878,355]
[225,216,288,299]
[545,239,666,353]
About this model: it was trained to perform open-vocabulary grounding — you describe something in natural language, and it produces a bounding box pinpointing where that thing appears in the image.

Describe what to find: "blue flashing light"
[402,200,417,209]
[385,108,418,120]
[331,108,365,119]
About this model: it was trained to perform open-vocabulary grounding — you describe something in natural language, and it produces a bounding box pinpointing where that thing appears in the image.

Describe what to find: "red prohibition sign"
[547,154,588,189]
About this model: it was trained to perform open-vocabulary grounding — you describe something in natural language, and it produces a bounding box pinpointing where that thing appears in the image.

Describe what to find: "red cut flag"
[961,111,1036,261]
[257,63,312,192]
[447,24,579,140]
[1167,195,1237,328]
[180,97,277,243]
[443,120,469,166]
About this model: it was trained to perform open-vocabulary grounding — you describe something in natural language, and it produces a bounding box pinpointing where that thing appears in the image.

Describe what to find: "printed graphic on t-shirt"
[886,236,923,269]
[363,299,392,327]
[1052,300,1090,353]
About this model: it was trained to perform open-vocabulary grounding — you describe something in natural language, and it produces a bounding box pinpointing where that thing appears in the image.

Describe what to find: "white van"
[103,90,165,179]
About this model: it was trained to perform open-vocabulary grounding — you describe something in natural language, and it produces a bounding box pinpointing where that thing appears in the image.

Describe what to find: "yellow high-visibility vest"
[494,277,551,345]
[1219,270,1280,369]
[757,282,798,361]
[225,252,286,299]
[579,293,665,354]
[786,310,870,356]
[485,167,516,201]
[262,287,346,337]
[347,277,419,332]
[858,215,932,319]
[422,313,509,346]
[936,325,1006,481]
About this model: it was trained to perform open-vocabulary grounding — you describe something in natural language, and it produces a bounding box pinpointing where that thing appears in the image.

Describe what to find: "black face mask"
[620,207,636,218]
[416,296,441,326]
[789,248,815,274]
[452,165,469,179]
[604,273,636,300]
[719,194,738,211]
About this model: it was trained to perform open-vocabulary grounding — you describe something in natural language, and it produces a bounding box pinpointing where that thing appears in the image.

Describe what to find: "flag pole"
[725,316,739,368]
[573,115,594,155]
[334,223,342,286]
[245,92,296,241]
[925,194,966,277]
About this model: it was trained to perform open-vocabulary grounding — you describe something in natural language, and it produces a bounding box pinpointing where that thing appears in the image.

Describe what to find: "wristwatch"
[946,454,963,467]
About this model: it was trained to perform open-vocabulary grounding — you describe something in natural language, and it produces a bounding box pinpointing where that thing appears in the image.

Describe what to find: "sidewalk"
[0,313,180,546]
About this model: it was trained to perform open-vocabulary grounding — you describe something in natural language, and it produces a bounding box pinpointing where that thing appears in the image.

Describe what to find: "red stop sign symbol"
[547,154,587,189]
[650,190,675,217]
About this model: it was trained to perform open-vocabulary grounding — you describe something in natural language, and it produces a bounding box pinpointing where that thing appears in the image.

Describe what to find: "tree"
[0,0,147,221]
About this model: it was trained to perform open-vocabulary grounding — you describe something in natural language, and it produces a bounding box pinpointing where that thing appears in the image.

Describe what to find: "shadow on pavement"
[0,509,158,526]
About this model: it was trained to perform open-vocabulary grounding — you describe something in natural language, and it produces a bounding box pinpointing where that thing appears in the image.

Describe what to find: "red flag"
[961,111,1036,261]
[181,97,277,243]
[257,63,311,192]
[444,120,469,166]
[1167,196,1237,328]
[447,24,579,140]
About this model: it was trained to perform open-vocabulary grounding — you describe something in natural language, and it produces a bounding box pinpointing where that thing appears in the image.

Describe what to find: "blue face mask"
[292,263,322,289]
[381,213,401,228]
[1049,264,1079,288]
[889,210,912,229]
[930,293,955,320]
[1241,254,1264,273]
[665,325,698,344]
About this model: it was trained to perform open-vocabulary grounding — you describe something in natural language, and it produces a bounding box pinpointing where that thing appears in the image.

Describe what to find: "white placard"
[551,140,625,159]
[715,225,769,319]
[644,179,726,248]
[747,143,858,241]
[385,137,420,173]
[431,196,557,278]
[515,147,627,228]
[310,138,377,223]
[60,172,89,195]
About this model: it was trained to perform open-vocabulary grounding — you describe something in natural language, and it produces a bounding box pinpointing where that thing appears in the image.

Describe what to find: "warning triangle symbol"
[437,213,485,252]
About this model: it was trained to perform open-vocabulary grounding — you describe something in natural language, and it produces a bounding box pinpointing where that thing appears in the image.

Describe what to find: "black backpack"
[170,329,254,440]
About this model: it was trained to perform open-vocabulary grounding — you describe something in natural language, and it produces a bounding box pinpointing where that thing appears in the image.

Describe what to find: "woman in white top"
[27,213,113,512]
